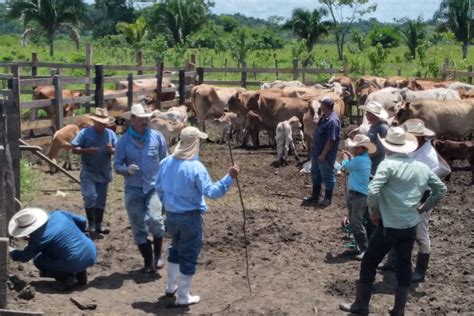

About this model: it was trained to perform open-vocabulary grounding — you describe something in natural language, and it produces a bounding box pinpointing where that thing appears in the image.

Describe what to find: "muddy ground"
[7,126,474,315]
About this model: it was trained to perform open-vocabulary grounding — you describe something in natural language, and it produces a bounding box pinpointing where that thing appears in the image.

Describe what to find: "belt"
[167,210,202,217]
[349,190,367,197]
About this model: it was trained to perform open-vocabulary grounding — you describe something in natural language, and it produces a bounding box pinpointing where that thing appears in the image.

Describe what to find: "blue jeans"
[360,222,416,287]
[311,159,336,189]
[166,211,203,275]
[80,178,108,209]
[124,186,165,245]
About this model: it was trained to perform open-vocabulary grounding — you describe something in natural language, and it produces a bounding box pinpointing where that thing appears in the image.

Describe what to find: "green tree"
[216,15,239,32]
[116,16,149,49]
[7,0,88,56]
[434,0,472,59]
[319,0,377,61]
[283,8,330,56]
[143,0,213,46]
[399,17,426,59]
[224,27,262,66]
[368,23,401,48]
[91,0,134,38]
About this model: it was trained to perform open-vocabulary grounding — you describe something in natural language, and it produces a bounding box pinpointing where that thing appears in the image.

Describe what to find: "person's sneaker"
[76,271,88,285]
[301,196,319,206]
[355,251,365,261]
[155,256,165,270]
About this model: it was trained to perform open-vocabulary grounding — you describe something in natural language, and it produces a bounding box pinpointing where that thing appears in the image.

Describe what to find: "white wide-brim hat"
[360,101,389,120]
[345,134,377,154]
[402,119,435,137]
[9,208,48,238]
[122,103,152,120]
[88,107,115,125]
[378,126,418,154]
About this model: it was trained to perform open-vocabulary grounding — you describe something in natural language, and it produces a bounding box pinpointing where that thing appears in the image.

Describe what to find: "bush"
[368,24,401,49]
[20,159,40,203]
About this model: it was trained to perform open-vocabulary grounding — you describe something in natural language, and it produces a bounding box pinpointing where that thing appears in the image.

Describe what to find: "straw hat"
[360,101,389,120]
[345,134,376,154]
[88,108,115,125]
[402,119,435,137]
[122,103,152,120]
[378,126,418,154]
[8,208,48,238]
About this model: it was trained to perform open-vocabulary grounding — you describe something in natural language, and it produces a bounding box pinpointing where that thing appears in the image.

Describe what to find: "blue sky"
[211,0,443,23]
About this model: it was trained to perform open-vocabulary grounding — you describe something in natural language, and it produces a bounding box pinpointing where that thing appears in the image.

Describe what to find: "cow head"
[309,99,322,123]
[393,101,411,126]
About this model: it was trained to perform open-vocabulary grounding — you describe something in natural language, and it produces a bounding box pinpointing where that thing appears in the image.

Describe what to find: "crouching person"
[9,208,97,290]
[155,127,240,306]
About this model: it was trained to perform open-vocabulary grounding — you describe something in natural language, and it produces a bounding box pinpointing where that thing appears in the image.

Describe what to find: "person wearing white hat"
[114,103,168,274]
[9,208,97,290]
[72,108,117,236]
[359,101,390,175]
[340,134,376,260]
[155,126,240,306]
[340,127,447,316]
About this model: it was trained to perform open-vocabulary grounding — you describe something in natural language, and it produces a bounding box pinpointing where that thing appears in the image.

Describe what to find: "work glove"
[127,164,140,175]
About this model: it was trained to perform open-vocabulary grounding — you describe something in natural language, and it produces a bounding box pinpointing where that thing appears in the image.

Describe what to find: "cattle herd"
[38,75,473,183]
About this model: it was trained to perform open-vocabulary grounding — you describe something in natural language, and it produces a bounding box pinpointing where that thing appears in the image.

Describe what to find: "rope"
[227,136,252,296]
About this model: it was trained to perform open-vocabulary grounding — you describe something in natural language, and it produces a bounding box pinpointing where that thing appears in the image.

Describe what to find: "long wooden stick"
[227,137,252,296]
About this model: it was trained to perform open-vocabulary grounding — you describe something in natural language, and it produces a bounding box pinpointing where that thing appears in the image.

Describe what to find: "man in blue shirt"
[302,97,340,207]
[155,126,239,306]
[340,134,375,260]
[9,208,97,290]
[340,127,447,316]
[72,108,117,236]
[114,103,168,274]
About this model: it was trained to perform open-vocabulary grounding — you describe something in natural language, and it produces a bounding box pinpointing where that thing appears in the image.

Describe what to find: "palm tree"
[283,8,330,64]
[116,16,149,49]
[434,0,472,59]
[7,0,87,57]
[399,17,426,59]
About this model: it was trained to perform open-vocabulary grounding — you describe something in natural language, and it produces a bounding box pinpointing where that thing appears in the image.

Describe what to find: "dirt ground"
[6,127,474,315]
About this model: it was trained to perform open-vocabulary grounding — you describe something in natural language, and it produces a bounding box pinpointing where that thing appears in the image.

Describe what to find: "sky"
[211,0,443,23]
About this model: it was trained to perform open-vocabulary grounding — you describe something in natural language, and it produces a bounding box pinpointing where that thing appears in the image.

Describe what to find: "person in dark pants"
[302,97,340,207]
[72,108,117,236]
[9,208,97,290]
[155,126,239,306]
[340,127,447,316]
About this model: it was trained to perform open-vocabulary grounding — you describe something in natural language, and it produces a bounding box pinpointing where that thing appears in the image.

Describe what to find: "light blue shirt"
[368,154,447,229]
[155,155,233,213]
[341,152,371,195]
[114,129,168,194]
[71,127,117,183]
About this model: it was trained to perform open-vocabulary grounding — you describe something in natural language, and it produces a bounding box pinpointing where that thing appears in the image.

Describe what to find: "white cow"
[211,111,245,144]
[400,88,461,102]
[261,80,305,90]
[152,106,188,123]
[275,116,303,165]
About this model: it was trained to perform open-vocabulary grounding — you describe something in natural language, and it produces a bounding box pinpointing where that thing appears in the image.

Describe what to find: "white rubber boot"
[176,273,200,306]
[165,262,180,296]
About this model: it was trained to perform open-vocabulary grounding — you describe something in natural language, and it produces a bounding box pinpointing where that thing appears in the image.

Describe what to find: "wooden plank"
[103,76,129,83]
[179,70,185,104]
[184,71,196,77]
[52,75,63,131]
[84,44,92,113]
[61,77,93,84]
[444,70,474,77]
[62,95,94,104]
[104,91,127,99]
[6,79,21,202]
[21,99,53,109]
[20,78,54,86]
[202,67,243,73]
[127,73,133,111]
[0,238,8,307]
[21,119,54,131]
[94,65,104,108]
[202,80,243,85]
[102,65,159,72]
[161,99,180,109]
[64,114,90,125]
[304,68,344,74]
[0,75,13,79]
[0,309,43,315]
[23,136,51,147]
[155,63,163,110]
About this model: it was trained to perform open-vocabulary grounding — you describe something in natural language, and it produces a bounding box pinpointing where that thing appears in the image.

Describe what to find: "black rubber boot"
[378,248,397,271]
[138,240,155,274]
[339,281,372,314]
[95,208,110,235]
[76,270,88,285]
[412,253,430,283]
[85,208,96,232]
[319,189,333,207]
[389,286,409,316]
[301,184,321,206]
[353,232,369,260]
[153,237,164,269]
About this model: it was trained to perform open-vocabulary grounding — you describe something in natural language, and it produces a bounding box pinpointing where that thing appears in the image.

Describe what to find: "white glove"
[127,164,140,175]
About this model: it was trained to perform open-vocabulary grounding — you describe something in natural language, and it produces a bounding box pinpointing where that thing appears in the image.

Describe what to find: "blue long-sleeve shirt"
[155,156,234,213]
[10,211,97,273]
[114,129,168,194]
[341,152,372,195]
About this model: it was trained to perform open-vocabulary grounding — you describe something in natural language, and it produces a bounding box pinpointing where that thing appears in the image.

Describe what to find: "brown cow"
[395,99,474,138]
[355,76,385,105]
[433,140,474,184]
[407,78,453,90]
[384,76,409,88]
[328,75,354,113]
[33,86,82,118]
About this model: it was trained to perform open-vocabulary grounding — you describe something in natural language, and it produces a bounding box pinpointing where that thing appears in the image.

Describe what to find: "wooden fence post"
[468,65,473,84]
[0,238,8,308]
[190,54,196,67]
[275,59,279,80]
[53,75,63,131]
[85,44,92,113]
[136,50,143,75]
[397,68,401,76]
[292,58,299,80]
[224,58,227,77]
[126,73,134,111]
[343,63,349,77]
[442,58,449,80]
[178,70,185,105]
[31,53,38,77]
[94,64,104,108]
[252,61,256,80]
[155,62,163,110]
[197,67,204,85]
[241,61,247,88]
[7,72,21,203]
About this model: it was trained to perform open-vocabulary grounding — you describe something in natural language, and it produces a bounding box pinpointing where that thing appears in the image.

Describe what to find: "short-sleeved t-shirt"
[312,111,341,164]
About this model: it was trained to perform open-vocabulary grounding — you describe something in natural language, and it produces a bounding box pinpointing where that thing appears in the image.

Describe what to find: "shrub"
[20,159,40,203]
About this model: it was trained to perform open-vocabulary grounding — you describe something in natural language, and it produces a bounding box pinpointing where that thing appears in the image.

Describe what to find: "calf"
[149,117,186,146]
[152,107,188,123]
[274,116,303,166]
[433,140,474,184]
[212,111,245,144]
